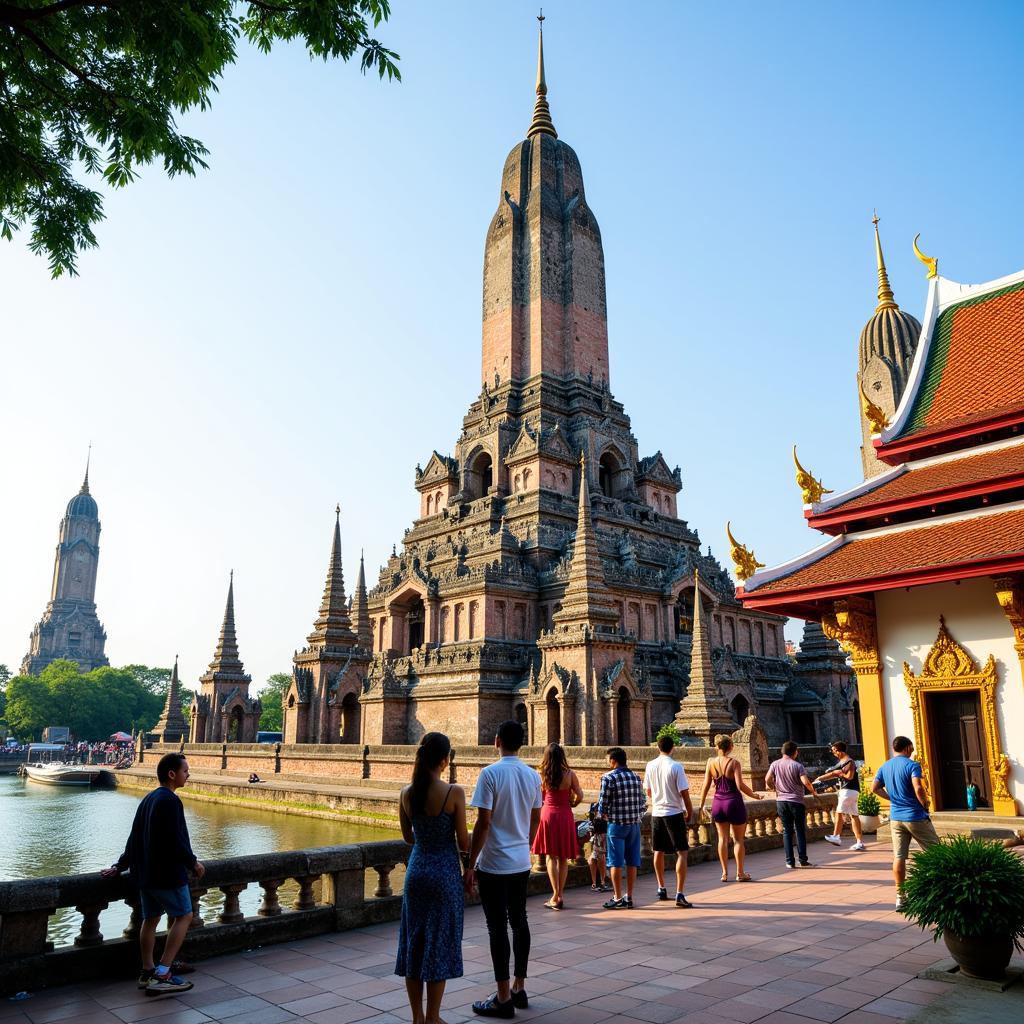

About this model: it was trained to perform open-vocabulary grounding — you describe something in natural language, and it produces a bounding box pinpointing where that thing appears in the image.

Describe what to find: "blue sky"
[2,1,1023,693]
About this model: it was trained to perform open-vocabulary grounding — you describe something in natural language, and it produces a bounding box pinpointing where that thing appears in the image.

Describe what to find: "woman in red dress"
[531,742,583,909]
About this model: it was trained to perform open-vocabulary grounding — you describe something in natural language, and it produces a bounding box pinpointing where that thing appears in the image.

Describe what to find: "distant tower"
[21,456,109,675]
[152,655,187,744]
[857,215,922,477]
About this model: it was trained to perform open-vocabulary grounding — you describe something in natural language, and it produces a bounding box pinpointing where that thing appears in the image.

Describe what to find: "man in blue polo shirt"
[872,735,939,910]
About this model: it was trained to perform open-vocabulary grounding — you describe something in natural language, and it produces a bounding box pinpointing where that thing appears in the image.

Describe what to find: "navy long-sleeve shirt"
[115,786,197,889]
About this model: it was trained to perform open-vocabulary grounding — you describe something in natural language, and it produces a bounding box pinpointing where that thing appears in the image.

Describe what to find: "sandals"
[720,873,729,882]
[736,872,752,882]
[544,899,564,910]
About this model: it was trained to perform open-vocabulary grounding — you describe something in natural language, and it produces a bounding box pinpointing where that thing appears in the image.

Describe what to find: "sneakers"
[137,969,154,990]
[824,834,842,846]
[602,895,633,910]
[851,841,867,851]
[510,988,528,1010]
[472,994,515,1018]
[146,972,194,997]
[786,862,798,870]
[657,887,669,901]
[896,893,906,913]
[799,861,813,868]
[675,893,694,909]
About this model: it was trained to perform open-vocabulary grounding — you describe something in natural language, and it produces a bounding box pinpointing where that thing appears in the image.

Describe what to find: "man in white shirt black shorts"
[643,734,694,908]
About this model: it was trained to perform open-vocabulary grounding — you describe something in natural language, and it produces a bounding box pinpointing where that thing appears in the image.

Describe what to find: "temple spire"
[352,548,373,649]
[81,444,91,494]
[153,654,187,743]
[207,571,245,675]
[552,454,619,629]
[527,10,557,140]
[673,571,738,742]
[308,505,355,648]
[872,212,898,313]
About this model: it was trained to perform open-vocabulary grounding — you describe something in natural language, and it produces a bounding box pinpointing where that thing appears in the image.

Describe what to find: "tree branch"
[0,1,121,25]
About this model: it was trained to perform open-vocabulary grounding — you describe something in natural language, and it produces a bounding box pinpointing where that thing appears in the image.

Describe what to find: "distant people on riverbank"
[818,741,866,851]
[598,747,646,910]
[872,736,939,910]
[531,742,583,911]
[766,741,819,870]
[697,734,758,882]
[395,732,468,1024]
[100,752,203,996]
[466,720,542,1018]
[644,734,694,907]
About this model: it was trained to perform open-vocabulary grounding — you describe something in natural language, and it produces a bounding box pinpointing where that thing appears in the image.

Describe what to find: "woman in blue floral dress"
[396,732,468,1024]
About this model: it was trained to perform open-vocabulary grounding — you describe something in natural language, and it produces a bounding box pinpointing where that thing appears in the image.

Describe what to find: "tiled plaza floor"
[2,839,1010,1024]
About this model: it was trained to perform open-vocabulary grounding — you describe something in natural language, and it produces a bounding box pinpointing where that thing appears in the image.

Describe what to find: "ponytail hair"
[409,732,451,816]
[715,734,733,754]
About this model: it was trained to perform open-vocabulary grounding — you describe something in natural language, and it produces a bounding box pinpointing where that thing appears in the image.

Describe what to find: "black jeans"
[777,800,808,865]
[476,869,531,983]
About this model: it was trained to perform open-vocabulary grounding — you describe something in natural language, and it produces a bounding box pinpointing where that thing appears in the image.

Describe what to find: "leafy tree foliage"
[258,671,291,731]
[1,1,400,276]
[3,659,174,740]
[0,663,10,721]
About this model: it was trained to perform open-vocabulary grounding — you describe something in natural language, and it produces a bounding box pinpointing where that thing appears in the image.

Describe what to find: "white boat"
[23,763,116,787]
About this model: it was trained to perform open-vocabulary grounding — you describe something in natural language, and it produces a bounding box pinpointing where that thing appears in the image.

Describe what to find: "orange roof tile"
[746,506,1024,599]
[814,443,1024,519]
[897,280,1024,441]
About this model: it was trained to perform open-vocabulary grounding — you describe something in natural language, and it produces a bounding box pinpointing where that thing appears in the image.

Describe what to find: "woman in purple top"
[697,734,759,882]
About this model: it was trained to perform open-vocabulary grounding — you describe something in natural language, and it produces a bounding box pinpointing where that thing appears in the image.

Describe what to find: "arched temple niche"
[546,686,561,744]
[597,446,629,498]
[340,690,361,744]
[465,447,494,499]
[386,583,429,654]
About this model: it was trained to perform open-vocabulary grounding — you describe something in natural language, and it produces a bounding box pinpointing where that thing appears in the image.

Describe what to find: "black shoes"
[602,895,633,910]
[675,893,694,908]
[473,994,515,1018]
[511,988,529,1009]
[657,887,669,901]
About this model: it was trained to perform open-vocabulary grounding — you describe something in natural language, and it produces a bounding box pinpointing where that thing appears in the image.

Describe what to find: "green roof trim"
[901,277,1024,437]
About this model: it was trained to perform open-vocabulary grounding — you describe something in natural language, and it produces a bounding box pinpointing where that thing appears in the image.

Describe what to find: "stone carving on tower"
[152,655,188,744]
[289,23,855,748]
[22,459,109,675]
[857,215,922,478]
[189,573,261,743]
[283,509,370,744]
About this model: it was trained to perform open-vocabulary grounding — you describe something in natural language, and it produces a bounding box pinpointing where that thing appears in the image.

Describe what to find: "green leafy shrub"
[655,722,682,746]
[857,791,881,816]
[901,835,1024,945]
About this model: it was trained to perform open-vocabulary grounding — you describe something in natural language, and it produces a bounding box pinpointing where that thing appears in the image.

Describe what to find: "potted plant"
[856,790,881,833]
[901,835,1024,980]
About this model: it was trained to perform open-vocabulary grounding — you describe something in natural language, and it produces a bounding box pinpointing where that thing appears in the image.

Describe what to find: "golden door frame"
[902,616,1019,817]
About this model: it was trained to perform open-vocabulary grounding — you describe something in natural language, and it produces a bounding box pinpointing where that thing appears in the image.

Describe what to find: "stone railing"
[0,839,409,997]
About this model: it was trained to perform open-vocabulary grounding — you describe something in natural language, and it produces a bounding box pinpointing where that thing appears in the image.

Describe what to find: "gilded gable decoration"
[902,617,1018,816]
[792,446,833,505]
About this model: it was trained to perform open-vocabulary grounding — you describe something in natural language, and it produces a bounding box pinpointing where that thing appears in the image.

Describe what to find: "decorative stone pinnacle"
[527,11,557,140]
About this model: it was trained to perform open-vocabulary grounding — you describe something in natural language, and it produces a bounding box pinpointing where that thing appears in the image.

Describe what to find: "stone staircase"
[876,809,1022,841]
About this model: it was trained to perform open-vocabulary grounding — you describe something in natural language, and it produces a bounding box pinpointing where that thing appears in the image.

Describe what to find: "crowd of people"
[102,729,942,1020]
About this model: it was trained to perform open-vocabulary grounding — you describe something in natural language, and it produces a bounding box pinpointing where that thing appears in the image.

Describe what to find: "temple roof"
[879,269,1024,459]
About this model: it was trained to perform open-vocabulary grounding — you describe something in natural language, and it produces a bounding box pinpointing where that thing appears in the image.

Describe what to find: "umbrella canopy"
[109,731,133,742]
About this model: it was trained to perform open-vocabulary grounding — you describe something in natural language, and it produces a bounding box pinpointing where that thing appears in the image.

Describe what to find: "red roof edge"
[874,410,1024,464]
[806,470,1024,534]
[737,552,1024,614]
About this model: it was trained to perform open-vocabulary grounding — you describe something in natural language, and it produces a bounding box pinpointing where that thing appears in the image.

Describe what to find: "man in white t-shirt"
[643,734,694,908]
[465,720,543,1019]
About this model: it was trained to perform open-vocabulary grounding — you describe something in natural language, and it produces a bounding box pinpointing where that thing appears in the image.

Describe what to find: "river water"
[0,774,402,946]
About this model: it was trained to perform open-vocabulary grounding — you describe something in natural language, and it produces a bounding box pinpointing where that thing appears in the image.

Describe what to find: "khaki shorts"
[891,818,940,860]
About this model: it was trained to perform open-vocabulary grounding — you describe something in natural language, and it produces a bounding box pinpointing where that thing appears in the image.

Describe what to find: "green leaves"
[257,671,292,731]
[0,1,400,276]
[901,835,1024,944]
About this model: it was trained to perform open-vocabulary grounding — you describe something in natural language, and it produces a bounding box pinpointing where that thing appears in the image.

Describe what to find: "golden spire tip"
[872,212,898,313]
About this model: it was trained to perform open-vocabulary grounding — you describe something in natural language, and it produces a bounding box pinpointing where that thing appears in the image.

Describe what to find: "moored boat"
[23,764,117,787]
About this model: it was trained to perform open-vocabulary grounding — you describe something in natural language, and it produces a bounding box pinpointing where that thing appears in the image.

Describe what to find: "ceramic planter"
[943,930,1014,980]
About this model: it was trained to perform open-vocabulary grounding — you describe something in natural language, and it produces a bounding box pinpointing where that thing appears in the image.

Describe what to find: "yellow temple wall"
[874,578,1023,813]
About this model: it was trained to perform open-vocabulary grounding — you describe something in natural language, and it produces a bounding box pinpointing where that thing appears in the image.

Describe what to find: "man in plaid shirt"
[597,747,646,909]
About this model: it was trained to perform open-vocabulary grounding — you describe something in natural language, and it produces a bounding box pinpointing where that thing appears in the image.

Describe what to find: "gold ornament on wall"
[725,522,764,582]
[792,446,833,505]
[902,616,1018,816]
[859,383,891,434]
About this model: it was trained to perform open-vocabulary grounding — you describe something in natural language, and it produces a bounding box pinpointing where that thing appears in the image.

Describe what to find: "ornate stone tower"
[857,216,922,478]
[345,24,805,748]
[152,655,188,744]
[22,460,109,675]
[189,573,261,742]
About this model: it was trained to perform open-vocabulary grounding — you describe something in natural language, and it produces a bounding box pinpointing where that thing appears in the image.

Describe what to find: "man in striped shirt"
[597,747,646,909]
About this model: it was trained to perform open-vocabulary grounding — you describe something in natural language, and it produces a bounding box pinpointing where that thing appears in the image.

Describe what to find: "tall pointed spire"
[872,212,898,313]
[527,10,557,140]
[308,505,355,648]
[552,454,619,629]
[153,654,187,743]
[81,444,91,494]
[673,571,738,742]
[352,549,373,649]
[207,571,246,675]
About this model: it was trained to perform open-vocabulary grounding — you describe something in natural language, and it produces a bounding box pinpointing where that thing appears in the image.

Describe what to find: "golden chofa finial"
[725,522,765,583]
[913,233,938,279]
[792,446,833,505]
[859,382,891,434]
[527,9,557,140]
[872,212,898,313]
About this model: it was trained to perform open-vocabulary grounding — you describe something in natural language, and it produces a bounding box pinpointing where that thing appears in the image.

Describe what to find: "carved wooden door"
[930,691,989,809]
